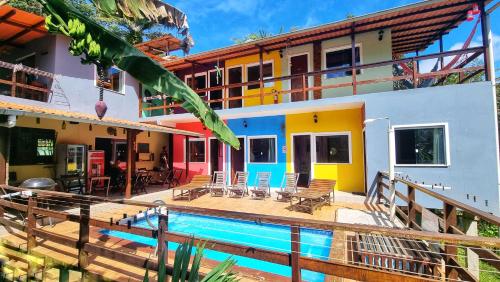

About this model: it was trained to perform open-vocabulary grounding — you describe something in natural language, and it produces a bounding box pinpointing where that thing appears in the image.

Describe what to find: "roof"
[0,99,202,137]
[0,5,47,54]
[135,34,183,61]
[161,0,489,71]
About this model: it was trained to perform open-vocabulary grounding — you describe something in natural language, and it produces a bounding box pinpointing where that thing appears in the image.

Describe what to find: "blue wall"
[227,116,286,187]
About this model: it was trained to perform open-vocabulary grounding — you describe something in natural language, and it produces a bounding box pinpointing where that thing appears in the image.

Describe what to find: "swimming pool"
[101,212,333,281]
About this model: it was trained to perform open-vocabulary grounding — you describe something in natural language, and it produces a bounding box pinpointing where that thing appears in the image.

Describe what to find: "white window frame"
[188,138,206,163]
[245,60,275,90]
[313,132,352,165]
[247,135,278,164]
[322,44,363,80]
[94,65,126,94]
[393,123,450,167]
[208,68,225,109]
[288,52,312,100]
[184,72,208,96]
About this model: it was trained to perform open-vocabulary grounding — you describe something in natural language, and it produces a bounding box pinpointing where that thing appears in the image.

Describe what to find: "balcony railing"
[0,60,54,102]
[142,47,486,117]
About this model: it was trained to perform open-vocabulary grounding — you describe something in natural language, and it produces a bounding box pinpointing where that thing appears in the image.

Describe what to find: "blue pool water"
[101,212,333,281]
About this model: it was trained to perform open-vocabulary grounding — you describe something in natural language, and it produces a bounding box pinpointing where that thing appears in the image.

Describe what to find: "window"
[10,127,56,165]
[96,66,124,93]
[189,139,205,162]
[325,46,361,79]
[315,134,350,164]
[247,62,273,90]
[395,125,447,165]
[186,74,207,97]
[249,137,276,163]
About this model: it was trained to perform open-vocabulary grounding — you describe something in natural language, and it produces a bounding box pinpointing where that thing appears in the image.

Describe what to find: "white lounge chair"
[227,171,248,198]
[250,172,271,199]
[276,173,299,201]
[209,171,226,197]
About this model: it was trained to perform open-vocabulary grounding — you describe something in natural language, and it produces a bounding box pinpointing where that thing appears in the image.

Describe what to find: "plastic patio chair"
[276,173,299,201]
[227,171,248,198]
[250,172,271,199]
[210,171,226,197]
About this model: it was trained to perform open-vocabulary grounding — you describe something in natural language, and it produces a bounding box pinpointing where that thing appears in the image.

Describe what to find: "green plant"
[145,239,238,282]
[35,0,239,149]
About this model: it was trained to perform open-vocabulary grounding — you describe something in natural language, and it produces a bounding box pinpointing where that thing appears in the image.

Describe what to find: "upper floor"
[0,5,141,121]
[140,0,495,120]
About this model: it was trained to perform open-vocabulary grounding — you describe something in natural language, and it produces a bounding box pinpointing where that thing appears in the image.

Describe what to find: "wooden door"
[210,139,221,175]
[290,54,308,102]
[293,135,311,187]
[227,67,242,108]
[231,138,245,181]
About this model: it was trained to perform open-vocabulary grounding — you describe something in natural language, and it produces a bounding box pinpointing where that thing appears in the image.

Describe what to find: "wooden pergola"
[0,5,47,54]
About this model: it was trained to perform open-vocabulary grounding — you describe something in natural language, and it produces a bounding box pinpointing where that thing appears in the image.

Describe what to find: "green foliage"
[478,220,499,238]
[148,239,238,282]
[232,26,297,44]
[38,0,240,148]
[7,0,44,15]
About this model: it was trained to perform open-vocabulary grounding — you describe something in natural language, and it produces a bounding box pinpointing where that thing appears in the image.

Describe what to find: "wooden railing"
[1,184,500,281]
[377,171,500,281]
[142,47,486,116]
[0,60,54,102]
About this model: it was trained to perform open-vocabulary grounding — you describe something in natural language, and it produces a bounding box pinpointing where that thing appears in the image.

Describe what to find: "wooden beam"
[291,225,300,282]
[259,46,264,105]
[351,24,357,95]
[0,20,45,47]
[125,129,137,198]
[444,203,458,280]
[78,201,90,268]
[0,10,16,23]
[480,1,490,81]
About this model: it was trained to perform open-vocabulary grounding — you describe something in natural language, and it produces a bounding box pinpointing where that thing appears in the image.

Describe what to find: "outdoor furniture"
[132,171,149,194]
[250,172,271,200]
[353,233,442,278]
[171,174,212,201]
[227,171,248,198]
[276,173,299,202]
[57,173,85,194]
[209,171,226,197]
[89,176,111,197]
[171,168,184,187]
[289,179,336,214]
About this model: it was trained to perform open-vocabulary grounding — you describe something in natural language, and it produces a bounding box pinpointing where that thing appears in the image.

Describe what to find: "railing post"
[412,59,418,89]
[302,74,307,101]
[376,173,382,204]
[291,225,301,282]
[407,185,416,228]
[78,200,90,268]
[351,24,357,95]
[259,46,264,105]
[158,211,168,268]
[11,69,16,97]
[26,196,37,278]
[443,203,458,280]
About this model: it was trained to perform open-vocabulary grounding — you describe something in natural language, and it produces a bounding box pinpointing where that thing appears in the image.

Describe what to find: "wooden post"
[11,69,16,97]
[190,64,196,89]
[479,1,490,81]
[312,41,322,100]
[259,46,264,105]
[415,50,420,73]
[302,74,307,101]
[125,129,137,198]
[412,60,418,89]
[351,24,357,95]
[439,36,444,70]
[26,196,37,278]
[158,212,168,267]
[407,185,416,228]
[78,200,90,268]
[291,225,301,282]
[185,136,190,181]
[443,203,458,280]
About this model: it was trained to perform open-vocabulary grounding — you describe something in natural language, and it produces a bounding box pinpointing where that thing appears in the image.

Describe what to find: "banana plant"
[144,239,238,282]
[34,0,239,149]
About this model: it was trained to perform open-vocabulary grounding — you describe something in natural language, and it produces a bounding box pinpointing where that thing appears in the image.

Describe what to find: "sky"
[169,0,500,77]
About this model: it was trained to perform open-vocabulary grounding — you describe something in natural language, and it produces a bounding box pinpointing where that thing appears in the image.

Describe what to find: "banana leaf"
[38,0,239,149]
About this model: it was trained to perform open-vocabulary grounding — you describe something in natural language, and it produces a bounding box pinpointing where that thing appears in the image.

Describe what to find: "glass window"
[189,140,205,162]
[97,66,124,93]
[325,47,361,79]
[247,62,273,90]
[10,127,56,165]
[315,134,350,163]
[395,126,446,165]
[249,137,276,163]
[37,138,54,157]
[186,74,207,97]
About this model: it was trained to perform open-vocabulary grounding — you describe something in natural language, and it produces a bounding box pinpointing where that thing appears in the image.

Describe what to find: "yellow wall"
[285,108,365,192]
[225,50,282,107]
[9,116,168,182]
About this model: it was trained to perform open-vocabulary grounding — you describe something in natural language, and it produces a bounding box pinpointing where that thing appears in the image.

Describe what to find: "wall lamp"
[36,117,40,124]
[243,120,248,128]
[61,121,66,130]
[378,30,384,41]
[89,124,93,131]
[313,114,318,123]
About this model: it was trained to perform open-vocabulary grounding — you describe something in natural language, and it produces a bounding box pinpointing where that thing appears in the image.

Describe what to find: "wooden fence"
[0,60,54,102]
[1,184,500,281]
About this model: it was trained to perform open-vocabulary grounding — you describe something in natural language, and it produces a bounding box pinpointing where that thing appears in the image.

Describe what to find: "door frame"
[290,133,314,180]
[208,137,225,175]
[288,52,312,100]
[227,135,246,182]
[225,65,244,108]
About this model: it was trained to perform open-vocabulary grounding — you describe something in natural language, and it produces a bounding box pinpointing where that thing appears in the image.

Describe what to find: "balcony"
[141,47,487,118]
[0,60,53,102]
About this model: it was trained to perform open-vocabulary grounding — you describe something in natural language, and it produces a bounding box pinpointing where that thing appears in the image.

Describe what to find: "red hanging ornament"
[95,100,108,119]
[471,3,480,15]
[466,10,474,22]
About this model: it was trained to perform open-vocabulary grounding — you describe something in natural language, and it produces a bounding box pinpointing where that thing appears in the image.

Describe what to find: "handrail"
[0,60,54,102]
[142,47,485,114]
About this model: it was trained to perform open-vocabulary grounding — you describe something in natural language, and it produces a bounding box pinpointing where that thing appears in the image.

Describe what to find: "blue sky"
[169,0,499,76]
